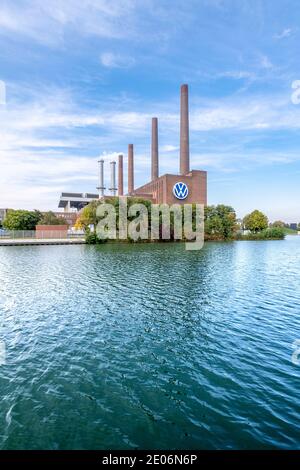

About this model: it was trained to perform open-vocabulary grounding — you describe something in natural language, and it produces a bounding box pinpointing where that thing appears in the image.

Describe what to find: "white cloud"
[0,0,138,44]
[196,70,256,81]
[161,145,178,152]
[260,55,273,69]
[0,0,189,49]
[274,28,293,39]
[217,71,254,80]
[100,52,135,68]
[0,80,6,105]
[190,96,300,131]
[3,86,300,139]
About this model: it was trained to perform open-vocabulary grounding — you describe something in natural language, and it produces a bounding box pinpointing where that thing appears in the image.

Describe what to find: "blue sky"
[0,0,300,220]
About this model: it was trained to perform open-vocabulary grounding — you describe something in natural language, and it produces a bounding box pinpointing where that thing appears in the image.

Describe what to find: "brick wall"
[35,225,69,239]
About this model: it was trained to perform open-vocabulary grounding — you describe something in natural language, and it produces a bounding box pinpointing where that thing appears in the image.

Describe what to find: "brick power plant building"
[58,84,207,212]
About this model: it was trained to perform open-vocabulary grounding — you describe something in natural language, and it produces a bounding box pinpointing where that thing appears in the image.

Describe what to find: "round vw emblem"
[173,182,189,200]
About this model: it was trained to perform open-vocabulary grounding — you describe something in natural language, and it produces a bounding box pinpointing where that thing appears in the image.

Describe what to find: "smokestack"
[118,154,124,196]
[109,161,117,196]
[97,159,105,198]
[151,117,159,180]
[180,84,190,175]
[128,144,134,195]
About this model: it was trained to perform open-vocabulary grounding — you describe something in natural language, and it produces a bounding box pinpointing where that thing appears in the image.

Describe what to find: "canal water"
[0,237,299,449]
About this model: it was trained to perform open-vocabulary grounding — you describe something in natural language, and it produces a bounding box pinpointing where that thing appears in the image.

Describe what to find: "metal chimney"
[118,154,124,196]
[180,84,190,175]
[109,161,117,196]
[151,117,159,180]
[97,159,105,198]
[128,144,134,195]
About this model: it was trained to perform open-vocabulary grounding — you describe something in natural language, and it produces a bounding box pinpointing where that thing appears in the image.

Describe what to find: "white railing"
[0,230,84,239]
[0,230,36,239]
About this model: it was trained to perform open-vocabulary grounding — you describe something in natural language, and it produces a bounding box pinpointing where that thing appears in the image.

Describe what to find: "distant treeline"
[74,197,286,244]
[1,210,68,230]
[1,201,287,242]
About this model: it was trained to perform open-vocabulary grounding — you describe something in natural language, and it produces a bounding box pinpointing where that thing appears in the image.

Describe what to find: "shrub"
[85,232,106,244]
[205,205,238,240]
[3,209,42,230]
[236,227,285,240]
[39,211,68,226]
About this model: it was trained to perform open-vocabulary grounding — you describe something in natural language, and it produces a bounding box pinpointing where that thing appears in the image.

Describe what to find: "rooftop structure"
[58,192,99,212]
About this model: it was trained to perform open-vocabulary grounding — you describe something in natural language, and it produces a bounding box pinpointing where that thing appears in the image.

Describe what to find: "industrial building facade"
[134,170,207,205]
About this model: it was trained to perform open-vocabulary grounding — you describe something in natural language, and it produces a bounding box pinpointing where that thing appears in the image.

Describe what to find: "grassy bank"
[236,227,285,240]
[283,227,298,235]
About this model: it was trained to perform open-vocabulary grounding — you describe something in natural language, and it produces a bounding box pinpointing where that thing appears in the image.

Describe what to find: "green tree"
[77,200,100,228]
[243,210,268,233]
[271,220,285,228]
[39,211,68,225]
[205,205,237,240]
[3,210,42,230]
[78,197,153,231]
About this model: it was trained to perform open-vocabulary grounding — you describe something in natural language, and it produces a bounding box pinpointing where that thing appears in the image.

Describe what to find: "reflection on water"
[0,238,299,449]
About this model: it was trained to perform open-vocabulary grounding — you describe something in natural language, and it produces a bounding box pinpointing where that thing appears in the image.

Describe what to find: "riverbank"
[85,230,286,244]
[0,233,286,247]
[0,238,85,246]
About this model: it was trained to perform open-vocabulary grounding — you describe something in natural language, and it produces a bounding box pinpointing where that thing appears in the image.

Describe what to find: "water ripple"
[0,238,300,449]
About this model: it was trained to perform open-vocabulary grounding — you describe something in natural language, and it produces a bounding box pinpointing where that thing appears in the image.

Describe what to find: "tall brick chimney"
[128,144,134,195]
[180,84,190,175]
[151,117,159,180]
[118,154,124,196]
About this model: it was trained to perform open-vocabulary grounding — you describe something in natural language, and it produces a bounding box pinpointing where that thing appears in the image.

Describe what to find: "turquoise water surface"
[0,237,299,449]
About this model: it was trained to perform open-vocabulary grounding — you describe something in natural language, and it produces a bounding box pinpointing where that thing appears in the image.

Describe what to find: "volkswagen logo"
[173,182,189,200]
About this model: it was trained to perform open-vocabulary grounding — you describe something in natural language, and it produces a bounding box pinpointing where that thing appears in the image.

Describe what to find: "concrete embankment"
[0,238,86,246]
